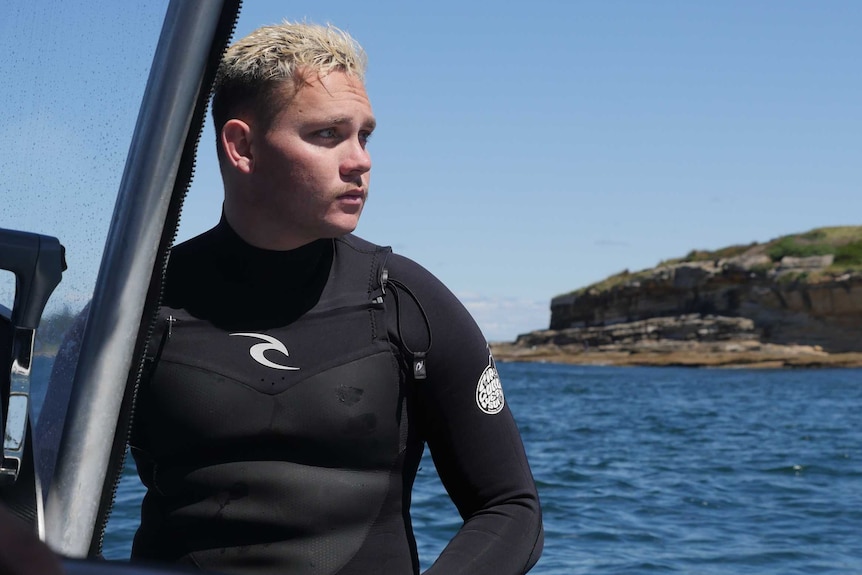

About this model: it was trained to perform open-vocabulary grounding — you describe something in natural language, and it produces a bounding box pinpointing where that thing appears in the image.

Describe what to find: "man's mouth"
[338,189,366,203]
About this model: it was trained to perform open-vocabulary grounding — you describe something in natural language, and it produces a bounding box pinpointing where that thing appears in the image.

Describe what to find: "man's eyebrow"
[321,116,377,130]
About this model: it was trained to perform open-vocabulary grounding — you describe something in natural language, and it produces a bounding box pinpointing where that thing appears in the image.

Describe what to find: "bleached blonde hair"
[212,21,367,136]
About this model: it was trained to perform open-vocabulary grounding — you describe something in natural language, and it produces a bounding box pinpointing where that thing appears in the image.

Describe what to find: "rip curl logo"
[475,355,504,415]
[230,333,300,371]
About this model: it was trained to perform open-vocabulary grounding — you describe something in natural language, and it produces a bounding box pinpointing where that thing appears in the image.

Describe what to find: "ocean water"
[61,362,862,573]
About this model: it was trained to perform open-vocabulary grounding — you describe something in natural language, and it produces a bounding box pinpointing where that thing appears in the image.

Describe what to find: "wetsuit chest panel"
[159,300,386,394]
[143,345,403,468]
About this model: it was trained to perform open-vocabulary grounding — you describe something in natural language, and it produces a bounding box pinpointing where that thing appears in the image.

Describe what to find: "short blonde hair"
[212,21,367,135]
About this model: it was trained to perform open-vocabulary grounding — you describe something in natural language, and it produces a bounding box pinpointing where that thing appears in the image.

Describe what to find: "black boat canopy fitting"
[0,228,65,485]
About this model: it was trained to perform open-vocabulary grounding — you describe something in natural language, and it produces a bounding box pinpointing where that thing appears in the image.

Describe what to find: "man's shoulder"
[333,234,450,294]
[335,235,429,277]
[162,227,223,305]
[335,233,391,255]
[169,226,220,261]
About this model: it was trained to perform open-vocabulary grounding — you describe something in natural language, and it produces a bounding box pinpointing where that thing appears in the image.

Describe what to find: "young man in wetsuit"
[130,22,543,575]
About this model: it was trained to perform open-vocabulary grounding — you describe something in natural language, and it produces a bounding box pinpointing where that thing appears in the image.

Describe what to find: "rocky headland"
[491,226,862,368]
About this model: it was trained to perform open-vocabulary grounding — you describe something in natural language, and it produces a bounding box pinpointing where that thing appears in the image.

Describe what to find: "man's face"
[249,71,375,247]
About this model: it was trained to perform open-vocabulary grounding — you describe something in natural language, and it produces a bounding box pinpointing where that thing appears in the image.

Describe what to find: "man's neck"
[222,205,317,252]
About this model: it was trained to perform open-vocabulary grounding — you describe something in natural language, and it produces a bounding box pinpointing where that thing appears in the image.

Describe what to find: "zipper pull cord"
[386,276,432,380]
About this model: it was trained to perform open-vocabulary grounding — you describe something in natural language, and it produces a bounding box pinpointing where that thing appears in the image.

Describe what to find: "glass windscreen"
[0,0,170,417]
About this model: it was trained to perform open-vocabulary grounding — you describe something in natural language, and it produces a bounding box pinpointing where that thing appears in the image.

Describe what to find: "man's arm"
[387,255,543,574]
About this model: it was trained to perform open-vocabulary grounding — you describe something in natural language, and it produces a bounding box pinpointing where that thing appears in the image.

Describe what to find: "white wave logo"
[230,333,300,371]
[475,355,504,415]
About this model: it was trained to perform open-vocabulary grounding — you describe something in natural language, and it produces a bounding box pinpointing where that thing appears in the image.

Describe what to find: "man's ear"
[221,119,254,174]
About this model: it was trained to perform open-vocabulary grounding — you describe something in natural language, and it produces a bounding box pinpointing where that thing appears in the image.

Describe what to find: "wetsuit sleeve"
[386,255,543,575]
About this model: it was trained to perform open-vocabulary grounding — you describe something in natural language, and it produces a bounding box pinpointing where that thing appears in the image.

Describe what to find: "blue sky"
[2,1,860,342]
[178,0,861,340]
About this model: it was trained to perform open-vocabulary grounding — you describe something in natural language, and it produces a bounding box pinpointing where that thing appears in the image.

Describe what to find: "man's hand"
[0,503,64,575]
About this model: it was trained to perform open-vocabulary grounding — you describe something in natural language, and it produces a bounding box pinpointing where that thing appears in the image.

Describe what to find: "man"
[130,21,543,575]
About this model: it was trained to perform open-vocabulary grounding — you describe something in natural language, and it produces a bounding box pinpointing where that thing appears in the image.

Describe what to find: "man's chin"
[326,214,362,237]
[322,222,360,239]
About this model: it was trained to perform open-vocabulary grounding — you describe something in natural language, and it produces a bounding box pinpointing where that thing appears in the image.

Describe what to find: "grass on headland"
[564,226,862,297]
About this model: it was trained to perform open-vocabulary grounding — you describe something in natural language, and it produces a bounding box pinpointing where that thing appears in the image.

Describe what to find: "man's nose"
[341,139,371,177]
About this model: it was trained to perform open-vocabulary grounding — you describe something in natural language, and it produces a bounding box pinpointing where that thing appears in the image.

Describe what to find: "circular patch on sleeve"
[475,355,505,415]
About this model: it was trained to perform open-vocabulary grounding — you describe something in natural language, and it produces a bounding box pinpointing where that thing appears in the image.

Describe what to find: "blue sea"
[54,361,862,573]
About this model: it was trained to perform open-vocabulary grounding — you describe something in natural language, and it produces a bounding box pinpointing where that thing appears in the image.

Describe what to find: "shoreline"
[489,342,862,369]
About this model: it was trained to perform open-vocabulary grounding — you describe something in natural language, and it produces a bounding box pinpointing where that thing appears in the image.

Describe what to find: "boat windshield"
[0,0,171,419]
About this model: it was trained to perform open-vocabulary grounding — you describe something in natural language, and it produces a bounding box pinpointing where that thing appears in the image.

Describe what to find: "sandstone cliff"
[493,227,862,367]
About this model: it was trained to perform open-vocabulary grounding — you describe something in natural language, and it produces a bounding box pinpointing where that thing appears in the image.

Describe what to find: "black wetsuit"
[130,218,543,575]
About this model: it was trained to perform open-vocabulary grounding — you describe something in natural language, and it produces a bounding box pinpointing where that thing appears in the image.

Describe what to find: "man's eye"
[359,131,373,145]
[317,128,337,138]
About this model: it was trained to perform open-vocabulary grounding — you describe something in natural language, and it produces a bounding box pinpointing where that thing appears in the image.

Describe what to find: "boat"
[0,1,242,572]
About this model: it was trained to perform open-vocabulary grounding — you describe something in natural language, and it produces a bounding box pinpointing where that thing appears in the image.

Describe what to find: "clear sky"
[173,0,861,341]
[3,1,860,342]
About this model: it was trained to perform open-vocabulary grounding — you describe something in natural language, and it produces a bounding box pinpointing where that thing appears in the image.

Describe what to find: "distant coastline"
[490,340,862,369]
[495,226,862,368]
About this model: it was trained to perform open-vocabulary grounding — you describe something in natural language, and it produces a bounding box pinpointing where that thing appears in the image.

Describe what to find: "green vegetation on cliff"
[568,226,862,297]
